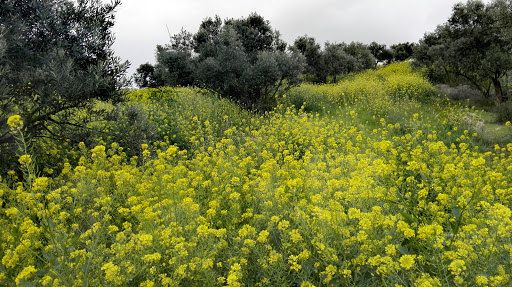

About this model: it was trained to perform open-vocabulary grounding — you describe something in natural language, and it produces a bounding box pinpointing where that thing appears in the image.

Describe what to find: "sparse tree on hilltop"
[369,42,394,65]
[134,63,161,88]
[391,42,415,62]
[318,42,375,83]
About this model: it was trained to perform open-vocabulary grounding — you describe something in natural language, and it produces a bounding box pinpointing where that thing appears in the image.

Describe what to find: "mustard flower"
[475,275,488,286]
[257,230,269,243]
[15,265,37,284]
[448,259,466,276]
[18,154,32,166]
[101,262,122,284]
[142,253,162,263]
[7,115,23,129]
[399,254,416,270]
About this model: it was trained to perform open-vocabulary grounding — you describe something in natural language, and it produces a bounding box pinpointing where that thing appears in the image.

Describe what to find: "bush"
[495,100,512,123]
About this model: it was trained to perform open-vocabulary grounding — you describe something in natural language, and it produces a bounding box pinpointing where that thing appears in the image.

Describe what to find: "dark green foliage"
[292,35,322,78]
[414,0,512,103]
[193,13,304,110]
[318,42,375,83]
[344,42,376,71]
[320,42,355,83]
[292,36,375,83]
[150,29,195,87]
[193,15,223,57]
[0,0,128,172]
[495,100,512,123]
[193,27,250,101]
[193,22,305,110]
[101,103,158,157]
[369,41,414,64]
[224,13,287,58]
[134,63,161,88]
[154,46,194,87]
[369,42,394,64]
[390,42,415,62]
[152,13,306,111]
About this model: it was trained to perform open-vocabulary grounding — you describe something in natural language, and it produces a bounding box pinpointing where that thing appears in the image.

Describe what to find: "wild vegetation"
[414,0,512,104]
[0,0,129,173]
[2,63,512,286]
[1,0,512,286]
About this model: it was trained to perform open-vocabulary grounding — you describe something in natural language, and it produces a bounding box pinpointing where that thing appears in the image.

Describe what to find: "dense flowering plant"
[1,63,511,286]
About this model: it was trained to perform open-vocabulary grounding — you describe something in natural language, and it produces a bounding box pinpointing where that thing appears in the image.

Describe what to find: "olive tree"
[414,0,512,102]
[152,13,305,110]
[0,0,128,169]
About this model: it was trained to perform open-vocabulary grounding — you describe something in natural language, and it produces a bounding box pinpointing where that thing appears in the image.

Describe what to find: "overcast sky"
[111,0,489,77]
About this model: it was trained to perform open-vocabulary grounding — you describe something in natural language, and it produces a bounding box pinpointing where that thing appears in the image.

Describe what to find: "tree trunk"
[491,77,506,103]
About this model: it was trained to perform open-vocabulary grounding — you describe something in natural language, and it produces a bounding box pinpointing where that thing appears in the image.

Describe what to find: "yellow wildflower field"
[1,63,511,286]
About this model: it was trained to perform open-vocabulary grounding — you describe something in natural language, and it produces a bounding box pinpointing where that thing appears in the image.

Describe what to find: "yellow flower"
[448,259,466,276]
[101,262,122,284]
[289,229,303,243]
[136,233,153,246]
[41,275,53,286]
[470,157,486,167]
[5,207,19,218]
[475,275,488,286]
[399,254,416,270]
[385,244,396,256]
[278,220,290,230]
[15,265,37,284]
[257,230,269,243]
[7,115,23,129]
[18,154,32,166]
[33,177,50,191]
[142,253,162,263]
[2,250,19,268]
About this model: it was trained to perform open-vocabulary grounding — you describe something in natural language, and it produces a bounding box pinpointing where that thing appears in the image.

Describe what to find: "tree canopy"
[292,38,375,83]
[0,0,128,169]
[144,13,305,110]
[414,0,512,102]
[368,42,394,65]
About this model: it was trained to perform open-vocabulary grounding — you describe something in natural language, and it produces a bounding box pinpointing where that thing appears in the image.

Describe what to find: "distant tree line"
[290,37,415,83]
[135,13,418,108]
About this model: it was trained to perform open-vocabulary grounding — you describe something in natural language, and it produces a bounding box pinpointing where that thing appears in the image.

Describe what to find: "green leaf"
[450,221,457,233]
[398,244,410,255]
[400,212,414,224]
[452,208,461,220]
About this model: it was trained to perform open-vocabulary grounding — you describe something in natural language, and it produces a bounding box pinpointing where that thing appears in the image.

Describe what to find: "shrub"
[495,100,512,123]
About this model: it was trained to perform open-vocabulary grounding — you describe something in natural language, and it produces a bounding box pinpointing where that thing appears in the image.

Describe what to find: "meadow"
[1,63,512,286]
